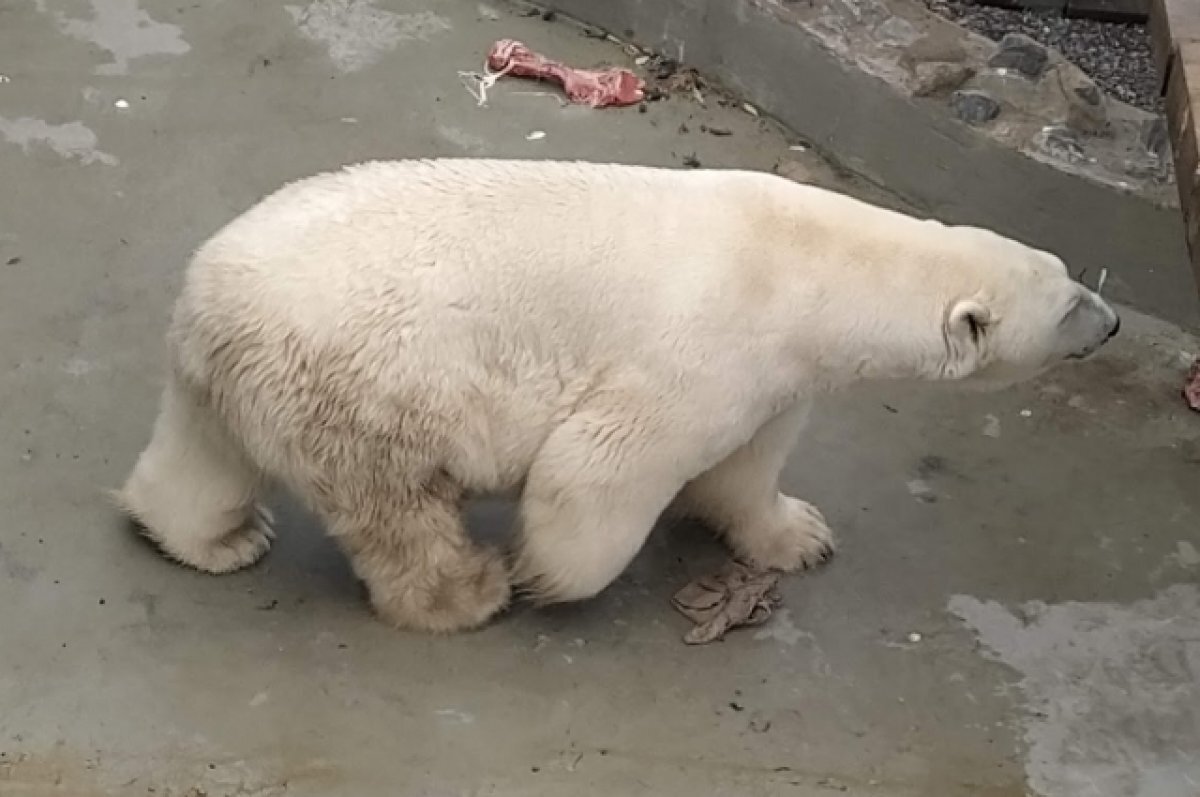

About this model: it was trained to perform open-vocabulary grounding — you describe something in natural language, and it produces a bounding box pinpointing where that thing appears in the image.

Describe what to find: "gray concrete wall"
[550,0,1200,330]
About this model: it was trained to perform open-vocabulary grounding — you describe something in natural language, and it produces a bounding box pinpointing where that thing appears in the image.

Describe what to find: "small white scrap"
[434,708,476,724]
[114,99,130,109]
[248,691,268,708]
[525,130,546,141]
[906,478,935,502]
[340,116,358,124]
[635,54,650,66]
[907,632,923,643]
[0,75,10,84]
[458,61,515,107]
[743,102,759,117]
[789,144,808,152]
[1020,409,1033,418]
[1096,267,1108,296]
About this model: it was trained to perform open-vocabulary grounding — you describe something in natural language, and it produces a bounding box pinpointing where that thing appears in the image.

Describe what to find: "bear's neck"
[784,290,952,390]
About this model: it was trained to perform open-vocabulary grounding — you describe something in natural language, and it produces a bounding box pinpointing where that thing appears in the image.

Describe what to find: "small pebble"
[907,632,923,643]
[114,99,129,109]
[1020,409,1033,417]
[525,130,546,141]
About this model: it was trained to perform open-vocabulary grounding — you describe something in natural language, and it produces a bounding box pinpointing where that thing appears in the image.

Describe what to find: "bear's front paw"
[369,548,511,634]
[727,496,835,572]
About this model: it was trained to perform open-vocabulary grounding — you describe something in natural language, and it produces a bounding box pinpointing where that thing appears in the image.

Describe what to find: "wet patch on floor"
[950,586,1200,796]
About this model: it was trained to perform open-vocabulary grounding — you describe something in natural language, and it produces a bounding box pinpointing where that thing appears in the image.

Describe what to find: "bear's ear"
[947,299,991,347]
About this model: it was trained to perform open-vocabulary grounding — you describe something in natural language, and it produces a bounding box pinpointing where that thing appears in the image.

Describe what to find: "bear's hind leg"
[116,377,273,573]
[676,401,834,571]
[328,476,510,633]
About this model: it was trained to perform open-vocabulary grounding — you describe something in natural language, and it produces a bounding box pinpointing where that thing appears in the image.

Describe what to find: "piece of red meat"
[486,39,645,108]
[1185,357,1200,411]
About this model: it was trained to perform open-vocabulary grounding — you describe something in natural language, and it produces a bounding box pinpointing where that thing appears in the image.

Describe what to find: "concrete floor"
[2,2,1199,796]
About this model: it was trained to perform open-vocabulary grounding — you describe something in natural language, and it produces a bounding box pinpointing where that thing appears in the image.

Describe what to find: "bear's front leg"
[513,395,705,604]
[677,401,834,571]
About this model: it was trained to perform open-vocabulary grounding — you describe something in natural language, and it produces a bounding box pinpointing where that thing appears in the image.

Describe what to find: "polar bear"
[116,159,1119,632]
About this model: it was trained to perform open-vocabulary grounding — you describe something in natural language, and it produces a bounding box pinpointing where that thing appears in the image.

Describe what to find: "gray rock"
[874,16,921,48]
[1140,116,1169,160]
[1035,125,1087,164]
[911,61,974,97]
[950,90,1001,125]
[831,0,889,24]
[988,33,1049,79]
[900,30,968,67]
[1056,68,1109,136]
[1124,157,1172,183]
[1073,83,1101,107]
[926,0,1161,113]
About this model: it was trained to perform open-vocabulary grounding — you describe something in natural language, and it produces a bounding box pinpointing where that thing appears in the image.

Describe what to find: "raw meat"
[1185,357,1200,411]
[486,39,645,108]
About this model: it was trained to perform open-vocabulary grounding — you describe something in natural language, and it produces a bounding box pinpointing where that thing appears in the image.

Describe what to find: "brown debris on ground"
[671,561,783,645]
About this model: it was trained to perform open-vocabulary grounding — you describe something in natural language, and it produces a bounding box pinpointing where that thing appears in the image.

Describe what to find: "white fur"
[117,159,1119,632]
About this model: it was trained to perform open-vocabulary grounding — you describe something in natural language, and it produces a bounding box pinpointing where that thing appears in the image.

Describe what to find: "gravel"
[922,0,1162,113]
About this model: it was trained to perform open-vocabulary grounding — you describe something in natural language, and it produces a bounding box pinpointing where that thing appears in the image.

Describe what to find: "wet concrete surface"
[1,1,1198,795]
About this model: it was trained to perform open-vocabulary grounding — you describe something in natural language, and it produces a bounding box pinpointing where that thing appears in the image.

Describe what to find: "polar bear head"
[933,226,1120,387]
